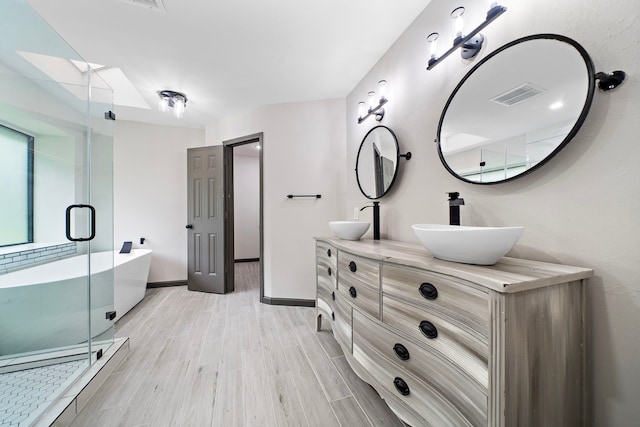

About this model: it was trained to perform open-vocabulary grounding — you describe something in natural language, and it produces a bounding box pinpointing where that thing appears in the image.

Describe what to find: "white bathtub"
[0,249,151,357]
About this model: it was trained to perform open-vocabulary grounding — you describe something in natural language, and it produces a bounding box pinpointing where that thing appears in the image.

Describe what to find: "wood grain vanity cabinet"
[315,237,593,427]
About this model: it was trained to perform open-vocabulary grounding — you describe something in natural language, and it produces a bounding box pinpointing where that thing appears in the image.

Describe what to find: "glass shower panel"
[89,79,115,357]
[0,0,114,424]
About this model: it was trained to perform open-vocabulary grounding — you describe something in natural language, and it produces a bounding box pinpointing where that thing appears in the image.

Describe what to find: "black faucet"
[360,201,380,240]
[447,192,465,226]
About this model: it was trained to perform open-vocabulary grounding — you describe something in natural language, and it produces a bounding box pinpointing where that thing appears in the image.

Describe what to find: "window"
[0,125,33,247]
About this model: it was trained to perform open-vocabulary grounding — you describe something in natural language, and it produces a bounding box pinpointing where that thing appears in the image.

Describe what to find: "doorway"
[224,133,264,300]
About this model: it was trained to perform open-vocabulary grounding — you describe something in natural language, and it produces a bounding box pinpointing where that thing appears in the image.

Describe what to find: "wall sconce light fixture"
[158,90,188,118]
[426,3,507,70]
[357,80,388,124]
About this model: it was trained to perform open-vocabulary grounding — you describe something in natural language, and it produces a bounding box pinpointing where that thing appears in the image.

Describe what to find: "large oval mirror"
[437,34,595,184]
[356,125,399,199]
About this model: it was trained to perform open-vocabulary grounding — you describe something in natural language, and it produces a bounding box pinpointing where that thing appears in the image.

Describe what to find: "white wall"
[216,99,346,300]
[113,120,205,283]
[346,0,639,424]
[233,153,260,260]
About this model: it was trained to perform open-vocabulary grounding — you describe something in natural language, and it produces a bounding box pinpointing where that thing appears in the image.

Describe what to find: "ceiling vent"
[490,83,545,107]
[115,0,166,13]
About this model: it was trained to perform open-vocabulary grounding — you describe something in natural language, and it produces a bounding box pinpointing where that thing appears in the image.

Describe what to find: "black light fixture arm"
[427,5,507,70]
[358,98,387,124]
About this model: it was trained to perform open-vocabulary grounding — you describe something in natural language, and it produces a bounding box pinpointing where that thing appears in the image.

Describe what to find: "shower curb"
[33,337,130,427]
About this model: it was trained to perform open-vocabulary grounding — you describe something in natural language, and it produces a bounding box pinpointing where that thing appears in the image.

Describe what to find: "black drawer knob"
[349,286,357,298]
[332,291,335,301]
[349,261,357,272]
[393,377,410,396]
[393,343,410,361]
[327,249,332,257]
[331,312,335,321]
[419,320,438,339]
[419,282,438,300]
[327,267,332,276]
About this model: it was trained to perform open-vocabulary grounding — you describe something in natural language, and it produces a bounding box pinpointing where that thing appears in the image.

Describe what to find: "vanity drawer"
[317,256,336,291]
[316,241,337,270]
[383,294,488,387]
[353,330,474,427]
[352,310,487,426]
[338,272,380,319]
[338,252,379,287]
[382,264,489,338]
[333,293,352,353]
[317,245,337,289]
[317,278,336,315]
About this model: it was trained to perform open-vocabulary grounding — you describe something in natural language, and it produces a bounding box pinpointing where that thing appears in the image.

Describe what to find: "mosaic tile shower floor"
[0,360,86,426]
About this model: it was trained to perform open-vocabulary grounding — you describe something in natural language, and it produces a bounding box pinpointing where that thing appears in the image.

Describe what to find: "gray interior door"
[187,146,226,293]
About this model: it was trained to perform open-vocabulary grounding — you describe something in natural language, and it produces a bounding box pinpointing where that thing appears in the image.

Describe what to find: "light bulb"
[174,98,185,118]
[158,97,168,112]
[451,7,465,43]
[427,32,439,59]
[368,91,377,111]
[378,80,387,102]
[358,102,366,119]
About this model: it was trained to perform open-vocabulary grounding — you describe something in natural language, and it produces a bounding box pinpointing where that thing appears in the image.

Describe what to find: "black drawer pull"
[332,291,335,301]
[393,343,410,361]
[393,377,410,396]
[349,286,357,298]
[327,267,332,276]
[327,249,332,257]
[419,282,438,300]
[348,261,357,272]
[419,320,438,339]
[331,312,335,321]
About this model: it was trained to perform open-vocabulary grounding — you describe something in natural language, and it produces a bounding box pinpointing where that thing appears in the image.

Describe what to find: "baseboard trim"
[235,258,260,263]
[147,280,187,288]
[261,296,316,307]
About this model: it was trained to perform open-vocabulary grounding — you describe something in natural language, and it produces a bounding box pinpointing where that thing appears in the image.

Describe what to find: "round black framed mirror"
[356,125,400,199]
[437,34,596,184]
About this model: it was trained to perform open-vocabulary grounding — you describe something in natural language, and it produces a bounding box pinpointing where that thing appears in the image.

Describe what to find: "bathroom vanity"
[315,237,593,427]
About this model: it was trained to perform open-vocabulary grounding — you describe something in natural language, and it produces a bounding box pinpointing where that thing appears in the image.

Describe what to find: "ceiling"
[26,0,431,129]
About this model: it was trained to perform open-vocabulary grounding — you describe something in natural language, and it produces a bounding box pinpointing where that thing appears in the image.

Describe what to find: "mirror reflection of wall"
[438,34,595,184]
[356,125,399,199]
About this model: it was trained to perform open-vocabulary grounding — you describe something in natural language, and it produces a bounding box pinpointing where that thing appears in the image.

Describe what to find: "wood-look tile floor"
[71,262,404,427]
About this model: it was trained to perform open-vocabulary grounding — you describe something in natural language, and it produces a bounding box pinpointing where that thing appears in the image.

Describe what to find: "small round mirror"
[437,34,595,184]
[356,125,399,199]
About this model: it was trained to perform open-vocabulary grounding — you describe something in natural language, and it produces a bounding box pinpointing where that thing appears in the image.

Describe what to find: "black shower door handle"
[65,204,96,242]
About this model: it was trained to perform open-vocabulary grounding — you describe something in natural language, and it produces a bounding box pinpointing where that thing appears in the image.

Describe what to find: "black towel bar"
[287,194,321,199]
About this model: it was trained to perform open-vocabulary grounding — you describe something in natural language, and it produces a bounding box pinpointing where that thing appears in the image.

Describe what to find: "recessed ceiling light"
[549,101,564,110]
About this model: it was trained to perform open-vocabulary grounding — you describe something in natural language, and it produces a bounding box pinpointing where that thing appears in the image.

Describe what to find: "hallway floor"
[70,262,403,426]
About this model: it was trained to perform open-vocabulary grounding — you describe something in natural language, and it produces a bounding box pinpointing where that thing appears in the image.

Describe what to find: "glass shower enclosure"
[0,1,115,425]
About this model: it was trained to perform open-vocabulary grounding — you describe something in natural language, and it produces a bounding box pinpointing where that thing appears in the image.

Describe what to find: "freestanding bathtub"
[0,249,151,357]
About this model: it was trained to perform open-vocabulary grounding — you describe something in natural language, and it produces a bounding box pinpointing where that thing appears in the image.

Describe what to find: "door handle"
[185,224,193,229]
[65,204,96,242]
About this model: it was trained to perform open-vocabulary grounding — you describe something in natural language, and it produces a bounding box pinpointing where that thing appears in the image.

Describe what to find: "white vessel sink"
[412,224,524,265]
[329,221,371,241]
